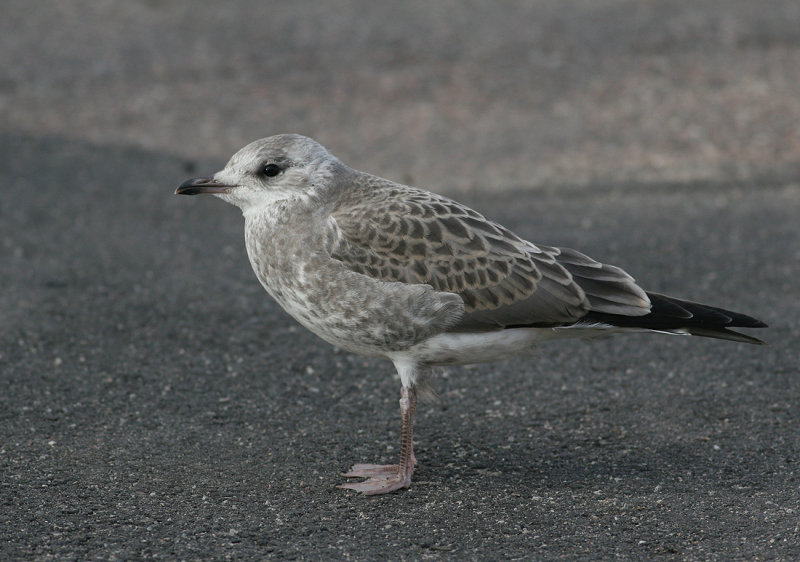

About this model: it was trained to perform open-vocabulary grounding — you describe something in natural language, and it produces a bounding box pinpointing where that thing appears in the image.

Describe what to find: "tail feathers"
[583,292,767,345]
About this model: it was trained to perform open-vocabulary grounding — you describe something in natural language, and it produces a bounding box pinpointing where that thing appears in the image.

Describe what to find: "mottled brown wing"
[327,176,596,328]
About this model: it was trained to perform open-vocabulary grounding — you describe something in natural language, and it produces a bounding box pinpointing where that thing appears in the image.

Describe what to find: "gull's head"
[176,134,339,211]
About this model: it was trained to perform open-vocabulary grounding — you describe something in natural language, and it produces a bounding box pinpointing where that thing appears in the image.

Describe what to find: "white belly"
[391,324,644,367]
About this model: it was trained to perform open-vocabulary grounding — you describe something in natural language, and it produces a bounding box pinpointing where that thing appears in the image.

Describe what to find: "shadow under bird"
[176,134,766,495]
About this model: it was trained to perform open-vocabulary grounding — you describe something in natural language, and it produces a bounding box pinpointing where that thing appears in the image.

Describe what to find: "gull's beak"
[175,176,235,195]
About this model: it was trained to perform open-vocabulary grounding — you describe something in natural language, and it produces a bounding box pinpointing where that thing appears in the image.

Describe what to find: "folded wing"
[327,176,651,331]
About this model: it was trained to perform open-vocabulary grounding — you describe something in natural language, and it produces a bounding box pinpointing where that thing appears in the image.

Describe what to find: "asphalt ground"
[2,1,799,559]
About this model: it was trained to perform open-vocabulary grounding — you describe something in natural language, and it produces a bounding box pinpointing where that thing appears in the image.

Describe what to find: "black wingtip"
[583,292,767,345]
[685,327,767,345]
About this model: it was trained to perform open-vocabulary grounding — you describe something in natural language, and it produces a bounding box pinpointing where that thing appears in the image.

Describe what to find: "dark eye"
[263,163,281,177]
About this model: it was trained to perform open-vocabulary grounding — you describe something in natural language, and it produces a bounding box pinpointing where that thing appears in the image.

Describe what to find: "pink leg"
[338,386,418,495]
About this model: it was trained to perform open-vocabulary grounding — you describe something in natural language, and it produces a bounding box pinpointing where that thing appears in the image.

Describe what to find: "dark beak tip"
[175,184,199,196]
[176,177,205,196]
[175,176,231,196]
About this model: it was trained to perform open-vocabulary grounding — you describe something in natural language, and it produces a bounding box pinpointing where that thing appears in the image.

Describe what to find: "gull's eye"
[263,163,281,177]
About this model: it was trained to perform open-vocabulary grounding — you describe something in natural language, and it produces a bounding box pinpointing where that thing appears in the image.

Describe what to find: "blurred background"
[2,1,798,559]
[3,0,800,191]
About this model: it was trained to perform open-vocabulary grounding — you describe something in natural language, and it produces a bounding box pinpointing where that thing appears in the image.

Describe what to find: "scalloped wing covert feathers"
[327,174,651,330]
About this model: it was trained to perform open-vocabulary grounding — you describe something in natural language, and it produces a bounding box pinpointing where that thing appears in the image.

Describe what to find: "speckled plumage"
[176,134,766,495]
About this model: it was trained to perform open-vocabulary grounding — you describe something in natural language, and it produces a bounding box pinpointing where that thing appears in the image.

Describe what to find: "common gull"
[176,134,766,495]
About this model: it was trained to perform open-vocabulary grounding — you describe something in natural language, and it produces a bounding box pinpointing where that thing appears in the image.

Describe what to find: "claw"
[338,463,412,495]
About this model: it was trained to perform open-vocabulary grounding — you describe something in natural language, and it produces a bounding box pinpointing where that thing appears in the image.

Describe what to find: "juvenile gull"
[176,134,766,495]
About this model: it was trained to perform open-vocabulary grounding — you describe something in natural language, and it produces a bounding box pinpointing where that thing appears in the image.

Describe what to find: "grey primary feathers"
[176,134,766,495]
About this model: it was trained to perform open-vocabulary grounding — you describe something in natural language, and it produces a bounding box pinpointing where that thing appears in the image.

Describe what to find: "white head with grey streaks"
[211,134,342,212]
